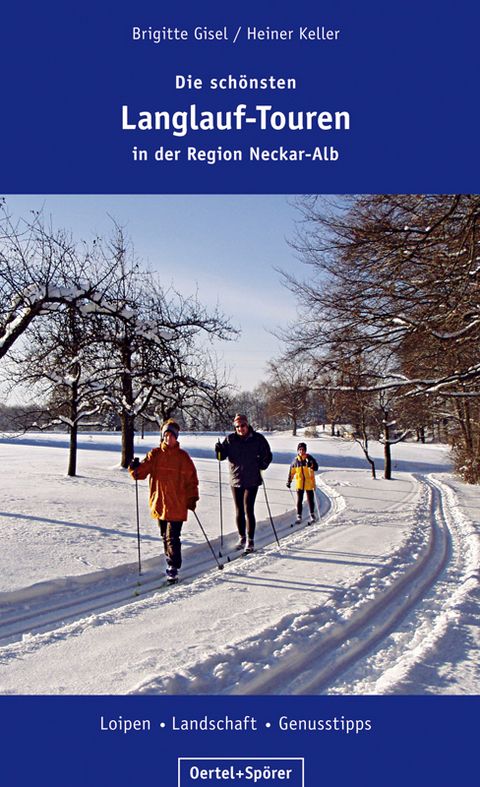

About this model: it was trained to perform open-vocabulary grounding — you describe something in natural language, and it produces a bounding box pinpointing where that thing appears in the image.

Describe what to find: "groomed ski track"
[0,481,336,647]
[0,470,477,695]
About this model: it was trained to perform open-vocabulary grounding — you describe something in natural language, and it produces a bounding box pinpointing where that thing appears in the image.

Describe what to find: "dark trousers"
[158,520,183,569]
[297,489,315,517]
[232,486,259,540]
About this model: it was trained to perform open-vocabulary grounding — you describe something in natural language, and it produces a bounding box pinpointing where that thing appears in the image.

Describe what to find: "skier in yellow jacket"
[129,419,199,584]
[286,442,319,524]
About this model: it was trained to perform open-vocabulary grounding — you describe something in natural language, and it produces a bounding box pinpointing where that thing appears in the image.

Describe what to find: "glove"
[187,498,197,511]
[286,481,291,488]
[129,457,140,470]
[215,442,222,456]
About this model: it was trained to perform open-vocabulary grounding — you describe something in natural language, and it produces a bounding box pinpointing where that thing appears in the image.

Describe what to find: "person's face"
[235,423,248,436]
[298,446,306,456]
[163,430,178,447]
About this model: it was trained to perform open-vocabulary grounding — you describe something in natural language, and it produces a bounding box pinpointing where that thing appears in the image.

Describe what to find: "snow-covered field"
[1,429,480,695]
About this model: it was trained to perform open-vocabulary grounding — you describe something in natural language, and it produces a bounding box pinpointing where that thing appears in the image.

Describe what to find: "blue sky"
[3,195,303,390]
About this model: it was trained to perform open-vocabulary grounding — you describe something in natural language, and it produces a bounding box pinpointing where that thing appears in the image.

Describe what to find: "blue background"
[1,0,480,783]
[1,695,478,785]
[1,0,479,193]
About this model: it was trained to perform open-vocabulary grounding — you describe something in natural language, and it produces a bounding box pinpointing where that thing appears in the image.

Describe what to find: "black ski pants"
[296,489,315,517]
[158,519,183,569]
[231,486,259,541]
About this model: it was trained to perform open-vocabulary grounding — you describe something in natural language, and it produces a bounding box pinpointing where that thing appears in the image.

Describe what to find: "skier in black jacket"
[215,414,272,553]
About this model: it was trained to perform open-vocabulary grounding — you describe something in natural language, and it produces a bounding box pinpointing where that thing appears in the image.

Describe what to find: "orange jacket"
[130,442,199,522]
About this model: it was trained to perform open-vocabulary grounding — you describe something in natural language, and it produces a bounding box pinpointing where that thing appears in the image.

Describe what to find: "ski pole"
[133,462,142,575]
[287,485,298,525]
[261,472,280,549]
[314,488,322,521]
[193,510,224,570]
[217,452,224,548]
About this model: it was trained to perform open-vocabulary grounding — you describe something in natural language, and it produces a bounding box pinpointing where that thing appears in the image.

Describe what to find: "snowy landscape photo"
[1,429,479,695]
[1,194,480,696]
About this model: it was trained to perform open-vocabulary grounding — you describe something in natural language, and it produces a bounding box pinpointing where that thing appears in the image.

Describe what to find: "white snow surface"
[1,429,480,696]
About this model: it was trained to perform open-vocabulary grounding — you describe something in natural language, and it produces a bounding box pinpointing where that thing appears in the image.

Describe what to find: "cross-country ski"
[134,577,178,597]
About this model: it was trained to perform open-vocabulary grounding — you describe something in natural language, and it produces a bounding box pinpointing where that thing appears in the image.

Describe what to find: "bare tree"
[280,194,480,481]
[264,357,312,435]
[1,208,237,470]
[227,385,272,431]
[7,302,110,475]
[93,224,238,466]
[0,205,128,361]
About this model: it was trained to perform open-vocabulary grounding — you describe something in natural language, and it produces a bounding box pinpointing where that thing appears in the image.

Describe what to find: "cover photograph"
[1,1,480,786]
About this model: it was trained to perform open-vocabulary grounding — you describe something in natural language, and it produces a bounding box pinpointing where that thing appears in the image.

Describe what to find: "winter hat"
[297,442,307,451]
[233,413,249,427]
[162,419,180,440]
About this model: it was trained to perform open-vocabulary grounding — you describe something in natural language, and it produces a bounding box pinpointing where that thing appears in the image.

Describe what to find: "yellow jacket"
[288,454,318,490]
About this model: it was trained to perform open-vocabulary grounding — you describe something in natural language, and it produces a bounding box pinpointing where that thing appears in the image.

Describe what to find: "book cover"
[1,1,479,785]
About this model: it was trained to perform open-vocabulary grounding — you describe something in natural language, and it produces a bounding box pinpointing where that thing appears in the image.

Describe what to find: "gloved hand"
[215,442,222,455]
[286,481,291,488]
[129,457,140,470]
[187,498,197,511]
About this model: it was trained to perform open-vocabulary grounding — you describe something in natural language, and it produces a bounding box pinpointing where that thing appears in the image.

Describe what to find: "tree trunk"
[417,426,425,443]
[67,375,79,477]
[360,446,376,477]
[67,422,78,477]
[121,409,135,467]
[357,434,376,479]
[367,455,376,478]
[120,339,135,468]
[383,439,392,480]
[120,338,135,467]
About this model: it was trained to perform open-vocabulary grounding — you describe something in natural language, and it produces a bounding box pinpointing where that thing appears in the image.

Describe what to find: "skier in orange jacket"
[129,419,199,583]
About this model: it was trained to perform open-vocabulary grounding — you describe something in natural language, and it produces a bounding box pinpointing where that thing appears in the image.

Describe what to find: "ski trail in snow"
[2,468,473,696]
[130,475,463,695]
[326,475,480,694]
[0,483,336,649]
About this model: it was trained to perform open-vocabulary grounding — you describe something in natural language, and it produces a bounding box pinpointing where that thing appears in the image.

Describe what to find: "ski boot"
[166,566,179,585]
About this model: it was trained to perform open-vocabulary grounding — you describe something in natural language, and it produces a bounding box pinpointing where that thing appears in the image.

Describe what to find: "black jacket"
[216,429,272,488]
